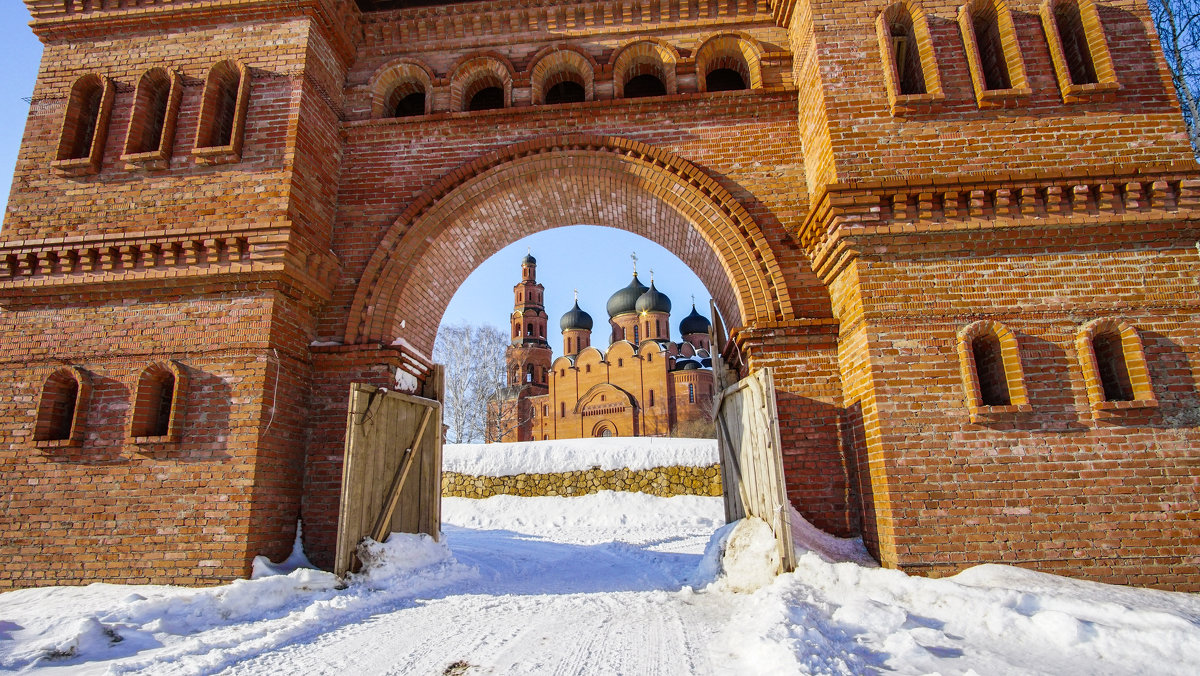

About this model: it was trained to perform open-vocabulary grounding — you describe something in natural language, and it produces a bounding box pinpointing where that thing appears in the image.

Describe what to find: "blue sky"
[0,5,710,351]
[0,2,41,220]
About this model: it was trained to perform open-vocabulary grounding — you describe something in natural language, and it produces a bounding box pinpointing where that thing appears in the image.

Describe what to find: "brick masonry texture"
[1,0,1197,591]
[441,465,723,499]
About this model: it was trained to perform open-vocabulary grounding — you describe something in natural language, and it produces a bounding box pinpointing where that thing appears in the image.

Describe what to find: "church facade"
[488,254,715,442]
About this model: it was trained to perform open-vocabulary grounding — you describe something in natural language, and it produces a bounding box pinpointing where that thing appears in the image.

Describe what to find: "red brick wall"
[831,229,1200,589]
[0,293,288,586]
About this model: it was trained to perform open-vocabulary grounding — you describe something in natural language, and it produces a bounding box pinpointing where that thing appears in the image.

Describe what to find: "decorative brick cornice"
[0,225,340,306]
[800,170,1200,284]
[25,0,360,65]
[357,0,777,53]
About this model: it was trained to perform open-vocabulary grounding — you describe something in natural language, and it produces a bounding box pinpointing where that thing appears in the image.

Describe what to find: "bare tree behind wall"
[1151,0,1200,155]
[433,323,508,443]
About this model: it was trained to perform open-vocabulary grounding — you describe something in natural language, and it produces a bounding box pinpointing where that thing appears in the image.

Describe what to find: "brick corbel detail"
[798,171,1200,285]
[0,225,340,306]
[26,0,361,66]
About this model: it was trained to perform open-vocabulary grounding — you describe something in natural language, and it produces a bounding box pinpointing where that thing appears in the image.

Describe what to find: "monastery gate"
[0,0,1198,590]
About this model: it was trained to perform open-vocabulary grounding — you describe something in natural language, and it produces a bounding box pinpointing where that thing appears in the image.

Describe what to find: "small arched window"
[1040,0,1118,101]
[193,61,250,164]
[1091,331,1132,401]
[649,390,655,407]
[560,402,566,417]
[123,68,180,167]
[131,361,186,441]
[613,39,678,99]
[972,332,1010,406]
[33,367,90,445]
[1052,1,1096,84]
[695,34,762,93]
[452,57,513,113]
[624,74,666,98]
[531,48,596,105]
[633,326,640,343]
[53,74,114,176]
[386,84,426,118]
[526,323,533,336]
[957,321,1030,422]
[958,0,1030,105]
[877,2,944,107]
[370,60,434,118]
[546,81,586,104]
[688,383,695,403]
[1075,319,1156,413]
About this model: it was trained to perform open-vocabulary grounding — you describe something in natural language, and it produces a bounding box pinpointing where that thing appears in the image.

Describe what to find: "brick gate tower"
[1,0,1198,590]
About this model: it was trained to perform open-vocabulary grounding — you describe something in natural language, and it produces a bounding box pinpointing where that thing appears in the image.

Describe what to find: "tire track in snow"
[219,587,727,675]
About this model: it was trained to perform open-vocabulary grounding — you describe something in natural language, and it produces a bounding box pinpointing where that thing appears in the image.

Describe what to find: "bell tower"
[505,252,552,394]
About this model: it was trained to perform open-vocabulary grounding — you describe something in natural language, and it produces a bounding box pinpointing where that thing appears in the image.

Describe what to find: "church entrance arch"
[345,134,801,356]
[592,421,616,438]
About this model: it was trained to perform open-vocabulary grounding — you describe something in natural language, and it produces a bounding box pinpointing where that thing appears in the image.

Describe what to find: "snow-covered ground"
[2,491,1198,675]
[442,436,718,475]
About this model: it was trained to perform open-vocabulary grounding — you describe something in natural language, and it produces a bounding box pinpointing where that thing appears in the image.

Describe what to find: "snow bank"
[442,491,724,546]
[717,518,781,593]
[0,533,475,674]
[788,505,876,567]
[719,546,1200,675]
[443,437,718,476]
[251,521,317,579]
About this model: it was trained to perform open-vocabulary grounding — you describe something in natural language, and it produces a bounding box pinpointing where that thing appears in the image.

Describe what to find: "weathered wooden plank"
[713,367,796,575]
[758,368,796,571]
[334,383,443,578]
[371,405,433,542]
[421,365,445,539]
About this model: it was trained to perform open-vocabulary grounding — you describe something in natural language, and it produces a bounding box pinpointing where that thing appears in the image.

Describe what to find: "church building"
[488,254,714,441]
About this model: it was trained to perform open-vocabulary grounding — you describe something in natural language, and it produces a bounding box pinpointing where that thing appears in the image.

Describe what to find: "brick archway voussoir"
[345,135,792,348]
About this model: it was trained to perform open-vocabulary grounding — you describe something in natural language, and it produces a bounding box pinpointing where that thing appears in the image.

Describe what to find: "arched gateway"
[346,135,794,350]
[1,0,1197,591]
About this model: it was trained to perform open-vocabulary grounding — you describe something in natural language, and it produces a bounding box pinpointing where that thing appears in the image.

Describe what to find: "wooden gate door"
[710,304,797,573]
[334,382,443,577]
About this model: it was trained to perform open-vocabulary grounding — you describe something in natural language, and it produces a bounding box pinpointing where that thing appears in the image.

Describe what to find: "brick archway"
[345,135,795,352]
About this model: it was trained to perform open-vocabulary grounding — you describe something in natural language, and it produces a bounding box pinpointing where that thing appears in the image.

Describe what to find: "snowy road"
[225,528,731,676]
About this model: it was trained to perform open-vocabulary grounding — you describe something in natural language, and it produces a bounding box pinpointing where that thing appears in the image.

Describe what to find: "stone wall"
[442,465,722,499]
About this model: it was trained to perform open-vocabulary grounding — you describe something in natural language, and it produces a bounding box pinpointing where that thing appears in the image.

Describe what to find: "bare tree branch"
[433,323,507,443]
[1150,0,1200,155]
